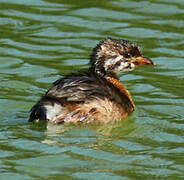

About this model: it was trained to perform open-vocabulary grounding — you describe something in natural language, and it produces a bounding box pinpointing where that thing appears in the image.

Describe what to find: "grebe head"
[90,38,155,77]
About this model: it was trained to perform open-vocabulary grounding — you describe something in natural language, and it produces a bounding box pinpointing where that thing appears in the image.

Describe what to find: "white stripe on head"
[104,56,135,73]
[104,56,123,71]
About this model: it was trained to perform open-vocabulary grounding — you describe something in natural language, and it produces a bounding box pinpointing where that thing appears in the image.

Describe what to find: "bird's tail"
[29,100,47,122]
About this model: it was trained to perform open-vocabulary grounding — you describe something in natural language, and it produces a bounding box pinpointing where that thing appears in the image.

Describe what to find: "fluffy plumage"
[29,38,154,124]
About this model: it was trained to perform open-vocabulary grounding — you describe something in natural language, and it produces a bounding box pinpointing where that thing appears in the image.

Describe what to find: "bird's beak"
[130,56,155,67]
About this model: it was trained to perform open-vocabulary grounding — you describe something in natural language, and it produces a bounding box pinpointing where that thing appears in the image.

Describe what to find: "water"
[0,0,184,179]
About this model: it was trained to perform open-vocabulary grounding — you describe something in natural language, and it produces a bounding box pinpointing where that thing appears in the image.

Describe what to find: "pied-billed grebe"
[29,38,155,124]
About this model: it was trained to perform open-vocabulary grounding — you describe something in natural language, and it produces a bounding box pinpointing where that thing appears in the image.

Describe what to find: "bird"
[29,38,155,124]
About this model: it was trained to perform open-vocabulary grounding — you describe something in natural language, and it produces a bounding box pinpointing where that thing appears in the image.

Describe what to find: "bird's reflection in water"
[39,116,137,146]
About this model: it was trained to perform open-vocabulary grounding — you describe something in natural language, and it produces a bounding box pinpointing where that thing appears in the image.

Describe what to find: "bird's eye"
[133,61,139,65]
[124,53,131,58]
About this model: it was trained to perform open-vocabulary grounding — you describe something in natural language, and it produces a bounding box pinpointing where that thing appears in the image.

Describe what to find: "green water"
[0,0,184,179]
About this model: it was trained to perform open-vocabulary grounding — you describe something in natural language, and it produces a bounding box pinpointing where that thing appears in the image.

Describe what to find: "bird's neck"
[105,76,135,113]
[89,66,135,113]
[89,65,118,79]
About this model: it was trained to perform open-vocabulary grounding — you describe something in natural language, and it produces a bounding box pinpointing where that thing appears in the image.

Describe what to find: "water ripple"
[0,0,184,179]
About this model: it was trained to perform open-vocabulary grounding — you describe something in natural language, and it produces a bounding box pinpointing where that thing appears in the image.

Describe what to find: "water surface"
[0,0,184,179]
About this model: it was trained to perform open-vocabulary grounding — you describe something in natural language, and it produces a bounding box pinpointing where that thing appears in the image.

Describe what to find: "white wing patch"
[44,103,62,122]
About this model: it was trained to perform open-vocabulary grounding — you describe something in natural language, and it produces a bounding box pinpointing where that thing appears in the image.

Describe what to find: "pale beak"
[130,56,155,66]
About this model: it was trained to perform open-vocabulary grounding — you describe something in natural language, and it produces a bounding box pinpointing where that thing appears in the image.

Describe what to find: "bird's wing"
[46,73,108,102]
